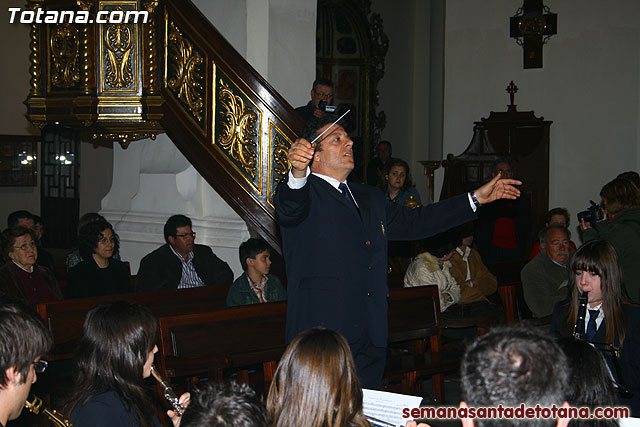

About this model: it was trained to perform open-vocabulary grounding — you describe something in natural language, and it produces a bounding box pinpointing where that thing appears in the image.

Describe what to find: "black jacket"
[136,244,233,291]
[66,258,131,299]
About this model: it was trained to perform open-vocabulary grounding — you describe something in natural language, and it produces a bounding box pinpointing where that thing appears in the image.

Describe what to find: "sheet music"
[362,388,423,427]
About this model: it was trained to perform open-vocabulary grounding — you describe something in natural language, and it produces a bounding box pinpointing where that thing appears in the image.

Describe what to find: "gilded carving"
[217,80,258,180]
[272,133,290,183]
[50,24,80,88]
[167,21,204,121]
[104,10,134,88]
[76,0,94,10]
[143,0,158,94]
[93,131,157,149]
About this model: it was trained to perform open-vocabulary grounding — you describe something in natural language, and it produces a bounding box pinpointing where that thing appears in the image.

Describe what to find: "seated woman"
[66,212,121,270]
[64,300,189,427]
[551,239,640,416]
[380,158,422,207]
[404,230,461,313]
[267,327,426,427]
[66,220,131,298]
[0,226,62,305]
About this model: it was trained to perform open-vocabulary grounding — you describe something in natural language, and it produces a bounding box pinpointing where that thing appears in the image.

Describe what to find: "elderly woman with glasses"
[66,220,131,299]
[0,226,62,305]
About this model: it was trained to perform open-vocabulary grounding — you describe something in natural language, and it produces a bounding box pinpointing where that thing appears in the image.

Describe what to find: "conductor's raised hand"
[288,137,316,178]
[474,172,522,205]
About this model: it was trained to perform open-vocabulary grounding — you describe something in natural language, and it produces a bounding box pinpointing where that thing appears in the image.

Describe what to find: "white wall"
[442,0,640,238]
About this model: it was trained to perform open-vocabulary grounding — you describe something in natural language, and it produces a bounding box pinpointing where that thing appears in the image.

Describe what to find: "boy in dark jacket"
[226,238,286,307]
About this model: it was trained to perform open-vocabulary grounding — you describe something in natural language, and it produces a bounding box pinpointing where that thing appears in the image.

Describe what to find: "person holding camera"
[580,177,640,303]
[295,78,334,123]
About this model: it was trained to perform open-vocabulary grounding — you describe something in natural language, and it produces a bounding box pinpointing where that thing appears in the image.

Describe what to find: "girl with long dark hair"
[551,239,640,416]
[65,301,188,427]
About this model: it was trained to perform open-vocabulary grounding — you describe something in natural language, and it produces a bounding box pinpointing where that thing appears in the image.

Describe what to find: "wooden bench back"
[37,284,231,360]
[387,285,441,344]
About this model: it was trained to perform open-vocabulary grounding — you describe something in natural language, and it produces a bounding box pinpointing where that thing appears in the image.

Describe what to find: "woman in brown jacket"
[0,226,62,304]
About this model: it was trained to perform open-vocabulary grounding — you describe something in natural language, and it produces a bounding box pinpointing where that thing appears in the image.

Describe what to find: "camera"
[317,100,336,113]
[577,200,604,225]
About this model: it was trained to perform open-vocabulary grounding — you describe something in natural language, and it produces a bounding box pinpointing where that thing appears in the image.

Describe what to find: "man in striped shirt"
[136,215,234,291]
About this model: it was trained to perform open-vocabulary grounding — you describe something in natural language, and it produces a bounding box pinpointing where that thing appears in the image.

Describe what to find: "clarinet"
[573,291,588,339]
[150,365,185,416]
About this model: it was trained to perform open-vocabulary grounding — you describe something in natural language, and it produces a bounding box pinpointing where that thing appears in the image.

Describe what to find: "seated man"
[460,325,570,427]
[7,211,55,274]
[521,225,572,319]
[295,78,334,123]
[529,207,577,259]
[227,238,286,307]
[404,231,461,313]
[136,215,233,291]
[0,300,53,426]
[448,224,500,319]
[180,381,267,427]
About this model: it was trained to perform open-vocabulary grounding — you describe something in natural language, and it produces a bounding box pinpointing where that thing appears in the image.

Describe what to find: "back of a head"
[267,327,368,427]
[181,381,267,427]
[556,338,618,427]
[0,300,52,388]
[7,210,33,229]
[600,177,640,215]
[461,325,569,427]
[422,229,460,259]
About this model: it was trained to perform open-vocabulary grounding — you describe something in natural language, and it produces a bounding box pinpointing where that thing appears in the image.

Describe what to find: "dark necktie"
[586,309,600,341]
[338,182,358,209]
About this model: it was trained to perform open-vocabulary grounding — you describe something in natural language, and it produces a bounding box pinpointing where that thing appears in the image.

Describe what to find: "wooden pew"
[488,260,528,324]
[385,285,496,403]
[155,302,287,395]
[37,284,231,360]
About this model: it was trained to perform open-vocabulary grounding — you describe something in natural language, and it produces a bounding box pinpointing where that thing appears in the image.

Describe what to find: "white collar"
[12,260,34,273]
[312,172,343,191]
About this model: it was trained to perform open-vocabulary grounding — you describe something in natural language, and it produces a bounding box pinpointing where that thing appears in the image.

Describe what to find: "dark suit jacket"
[552,300,640,415]
[66,258,131,299]
[295,101,315,123]
[136,244,233,291]
[274,174,476,346]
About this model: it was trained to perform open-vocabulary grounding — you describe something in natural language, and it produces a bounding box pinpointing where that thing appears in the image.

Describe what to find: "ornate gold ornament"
[50,24,80,88]
[272,132,290,183]
[104,9,134,88]
[76,0,94,10]
[143,0,158,94]
[167,21,204,121]
[217,79,258,179]
[93,131,157,149]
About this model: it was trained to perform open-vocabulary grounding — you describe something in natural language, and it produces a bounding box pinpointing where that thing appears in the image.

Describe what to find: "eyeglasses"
[98,236,116,244]
[13,241,37,251]
[33,360,48,374]
[175,232,196,239]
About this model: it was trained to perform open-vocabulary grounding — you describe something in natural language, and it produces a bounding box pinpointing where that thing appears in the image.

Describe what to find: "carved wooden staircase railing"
[159,0,304,251]
[25,0,305,253]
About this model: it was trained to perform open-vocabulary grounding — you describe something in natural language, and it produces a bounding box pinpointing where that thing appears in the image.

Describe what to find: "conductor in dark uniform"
[274,113,521,388]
